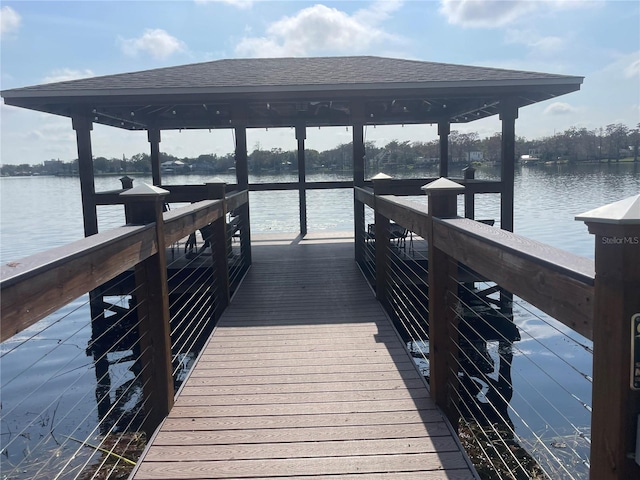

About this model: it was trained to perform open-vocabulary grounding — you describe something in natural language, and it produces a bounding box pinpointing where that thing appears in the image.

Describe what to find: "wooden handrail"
[434,217,594,340]
[226,190,248,212]
[163,199,225,246]
[0,191,251,343]
[361,191,595,340]
[1,224,156,342]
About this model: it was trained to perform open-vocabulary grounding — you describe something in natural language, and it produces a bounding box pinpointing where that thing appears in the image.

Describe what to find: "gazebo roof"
[1,56,583,130]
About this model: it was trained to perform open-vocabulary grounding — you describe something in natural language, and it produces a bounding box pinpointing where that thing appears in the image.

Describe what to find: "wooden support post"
[499,100,518,233]
[354,193,365,266]
[353,121,366,261]
[234,125,252,266]
[372,173,393,307]
[72,116,98,237]
[353,122,365,187]
[577,195,640,480]
[235,126,249,189]
[148,129,162,186]
[120,184,173,434]
[296,124,307,236]
[423,178,465,425]
[206,180,230,319]
[438,121,450,178]
[462,165,475,219]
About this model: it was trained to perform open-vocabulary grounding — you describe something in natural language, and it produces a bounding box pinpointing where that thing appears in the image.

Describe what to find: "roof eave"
[1,76,584,102]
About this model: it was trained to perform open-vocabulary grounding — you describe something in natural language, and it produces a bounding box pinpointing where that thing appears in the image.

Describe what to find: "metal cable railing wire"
[0,288,143,429]
[44,352,153,480]
[449,278,590,476]
[457,261,593,373]
[4,321,151,479]
[446,316,582,479]
[367,215,590,478]
[453,267,593,418]
[60,341,154,480]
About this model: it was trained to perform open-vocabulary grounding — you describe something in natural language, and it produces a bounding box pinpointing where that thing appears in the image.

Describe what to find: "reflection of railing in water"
[355,179,640,480]
[0,185,251,479]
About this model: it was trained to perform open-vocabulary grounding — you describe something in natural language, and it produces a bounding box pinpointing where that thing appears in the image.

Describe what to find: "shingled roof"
[1,56,583,130]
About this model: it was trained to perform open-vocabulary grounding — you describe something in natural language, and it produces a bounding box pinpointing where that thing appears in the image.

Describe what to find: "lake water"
[1,163,638,479]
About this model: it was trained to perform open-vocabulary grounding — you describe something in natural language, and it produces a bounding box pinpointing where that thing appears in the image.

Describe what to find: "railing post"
[206,179,230,319]
[576,195,640,480]
[354,192,365,266]
[423,178,465,425]
[120,184,173,434]
[462,165,475,220]
[372,173,393,307]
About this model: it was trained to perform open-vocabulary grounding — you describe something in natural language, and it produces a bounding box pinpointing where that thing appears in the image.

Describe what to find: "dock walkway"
[132,233,476,479]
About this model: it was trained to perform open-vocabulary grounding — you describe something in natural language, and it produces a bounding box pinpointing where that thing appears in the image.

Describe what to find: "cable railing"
[354,178,639,480]
[1,186,251,479]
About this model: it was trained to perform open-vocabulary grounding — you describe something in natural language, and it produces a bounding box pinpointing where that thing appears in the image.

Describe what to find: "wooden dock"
[131,233,476,479]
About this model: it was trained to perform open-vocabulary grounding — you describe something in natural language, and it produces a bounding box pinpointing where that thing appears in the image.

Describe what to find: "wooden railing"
[1,186,251,432]
[355,179,640,480]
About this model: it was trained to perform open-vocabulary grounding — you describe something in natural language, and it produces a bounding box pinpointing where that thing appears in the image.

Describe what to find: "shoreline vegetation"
[2,156,638,179]
[2,122,637,177]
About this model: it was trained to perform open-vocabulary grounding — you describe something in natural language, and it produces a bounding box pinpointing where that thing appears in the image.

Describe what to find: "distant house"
[160,160,188,174]
[468,151,483,162]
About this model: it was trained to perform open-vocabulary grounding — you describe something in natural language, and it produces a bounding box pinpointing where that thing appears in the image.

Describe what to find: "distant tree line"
[2,122,637,177]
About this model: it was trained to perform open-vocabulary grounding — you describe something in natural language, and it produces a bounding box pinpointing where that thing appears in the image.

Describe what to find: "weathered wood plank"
[143,437,460,461]
[150,424,452,446]
[185,370,417,386]
[180,378,427,395]
[134,452,470,479]
[187,362,415,378]
[174,387,430,405]
[434,217,594,339]
[168,397,437,417]
[262,473,476,480]
[1,224,155,342]
[159,411,443,431]
[376,194,431,238]
[225,189,248,212]
[163,199,224,245]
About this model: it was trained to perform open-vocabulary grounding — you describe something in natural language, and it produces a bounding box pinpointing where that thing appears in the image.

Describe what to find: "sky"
[1,0,639,165]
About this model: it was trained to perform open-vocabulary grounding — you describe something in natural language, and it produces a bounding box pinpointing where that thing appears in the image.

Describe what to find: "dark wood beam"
[234,126,249,189]
[148,128,161,186]
[296,123,307,236]
[438,121,450,178]
[72,115,98,236]
[500,99,518,232]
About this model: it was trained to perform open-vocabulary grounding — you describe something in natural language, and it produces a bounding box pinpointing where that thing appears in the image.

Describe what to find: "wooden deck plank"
[179,378,427,395]
[143,437,461,460]
[152,422,454,444]
[132,237,475,479]
[134,452,470,479]
[159,411,443,431]
[166,397,438,417]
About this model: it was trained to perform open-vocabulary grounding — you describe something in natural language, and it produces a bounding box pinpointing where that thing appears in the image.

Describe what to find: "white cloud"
[439,0,598,28]
[1,6,21,39]
[195,0,253,8]
[624,57,640,79]
[544,102,577,115]
[439,0,536,27]
[119,28,186,60]
[505,29,564,53]
[42,68,96,84]
[235,1,403,57]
